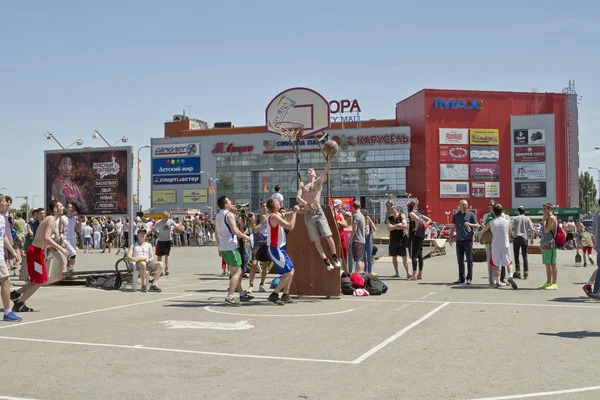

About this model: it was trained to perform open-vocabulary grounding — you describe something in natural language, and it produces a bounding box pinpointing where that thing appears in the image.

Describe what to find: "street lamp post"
[92,130,129,147]
[32,194,39,210]
[136,145,151,212]
[588,167,600,201]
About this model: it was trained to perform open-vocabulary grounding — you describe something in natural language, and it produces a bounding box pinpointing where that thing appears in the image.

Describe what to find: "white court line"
[469,384,600,399]
[352,302,449,364]
[0,294,195,330]
[204,306,355,317]
[0,336,352,364]
[340,298,600,309]
[0,396,40,400]
[419,292,437,300]
[166,280,220,289]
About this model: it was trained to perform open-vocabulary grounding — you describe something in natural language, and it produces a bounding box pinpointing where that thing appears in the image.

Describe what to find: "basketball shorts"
[221,249,242,268]
[267,246,294,275]
[252,244,271,263]
[26,245,48,284]
[0,259,9,278]
[62,236,77,260]
[583,247,592,256]
[304,208,332,242]
[156,240,172,256]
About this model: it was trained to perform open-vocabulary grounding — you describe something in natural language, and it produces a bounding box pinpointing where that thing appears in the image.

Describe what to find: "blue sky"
[1,0,598,210]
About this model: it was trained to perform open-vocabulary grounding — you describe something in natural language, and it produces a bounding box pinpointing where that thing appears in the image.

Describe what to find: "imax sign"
[434,99,481,110]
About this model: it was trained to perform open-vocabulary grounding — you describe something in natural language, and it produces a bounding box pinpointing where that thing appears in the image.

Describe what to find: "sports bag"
[555,224,566,248]
[85,272,122,291]
[349,272,365,288]
[341,275,355,295]
[364,274,383,296]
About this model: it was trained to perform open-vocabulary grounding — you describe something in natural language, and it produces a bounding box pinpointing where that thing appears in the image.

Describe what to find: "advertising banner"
[152,175,201,185]
[514,146,546,162]
[485,182,500,198]
[515,182,547,198]
[515,163,547,181]
[379,198,418,221]
[152,143,200,158]
[45,148,130,215]
[152,157,201,175]
[152,190,177,204]
[440,164,469,180]
[513,129,529,145]
[527,129,546,145]
[439,145,469,163]
[471,182,485,198]
[470,164,499,180]
[470,129,499,145]
[470,146,499,163]
[439,128,468,145]
[440,182,470,198]
[183,189,208,204]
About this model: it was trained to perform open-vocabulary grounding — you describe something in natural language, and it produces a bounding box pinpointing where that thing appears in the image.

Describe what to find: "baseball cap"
[333,199,342,207]
[138,228,147,233]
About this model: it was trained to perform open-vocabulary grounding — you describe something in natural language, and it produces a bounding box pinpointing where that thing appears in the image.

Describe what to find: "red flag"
[263,177,268,194]
[208,179,215,195]
[137,158,142,180]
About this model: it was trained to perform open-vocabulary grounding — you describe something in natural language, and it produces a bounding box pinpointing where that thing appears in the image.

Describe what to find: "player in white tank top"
[126,229,163,292]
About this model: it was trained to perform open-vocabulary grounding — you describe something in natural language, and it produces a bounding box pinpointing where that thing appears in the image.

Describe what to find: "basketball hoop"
[275,121,304,143]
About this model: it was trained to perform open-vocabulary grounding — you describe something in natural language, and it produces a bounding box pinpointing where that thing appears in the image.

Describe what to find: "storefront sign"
[440,164,469,180]
[211,142,254,155]
[434,99,481,110]
[514,163,546,181]
[515,182,547,198]
[471,182,485,198]
[152,175,201,185]
[470,164,499,180]
[439,129,468,145]
[470,146,499,163]
[439,145,469,163]
[183,189,208,204]
[485,182,500,198]
[527,129,546,145]
[440,182,470,198]
[45,149,130,215]
[470,129,499,145]
[504,207,582,217]
[329,99,361,114]
[152,157,201,175]
[152,190,177,204]
[152,143,199,158]
[513,129,529,145]
[514,146,546,162]
[379,198,419,221]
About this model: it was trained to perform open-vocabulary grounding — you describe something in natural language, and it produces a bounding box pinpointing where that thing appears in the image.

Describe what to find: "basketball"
[324,140,338,156]
[174,224,185,235]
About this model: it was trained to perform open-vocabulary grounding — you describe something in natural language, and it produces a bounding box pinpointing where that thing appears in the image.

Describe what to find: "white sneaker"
[326,262,335,271]
[247,286,253,294]
[259,285,266,293]
[332,259,341,269]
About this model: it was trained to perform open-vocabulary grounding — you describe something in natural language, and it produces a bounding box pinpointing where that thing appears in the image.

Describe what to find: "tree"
[579,172,598,215]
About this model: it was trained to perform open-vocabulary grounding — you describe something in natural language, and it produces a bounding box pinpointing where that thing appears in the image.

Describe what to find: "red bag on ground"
[350,273,365,288]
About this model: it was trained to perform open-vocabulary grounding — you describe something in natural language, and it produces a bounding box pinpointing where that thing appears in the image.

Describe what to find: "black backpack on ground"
[364,274,383,296]
[85,272,122,291]
[341,273,356,295]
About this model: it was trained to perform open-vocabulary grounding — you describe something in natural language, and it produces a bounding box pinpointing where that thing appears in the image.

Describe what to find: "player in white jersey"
[126,228,163,292]
[215,196,253,306]
[58,201,78,273]
[265,198,300,305]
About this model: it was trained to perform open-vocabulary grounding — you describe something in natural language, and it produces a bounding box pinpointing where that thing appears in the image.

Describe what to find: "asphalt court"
[2,246,600,400]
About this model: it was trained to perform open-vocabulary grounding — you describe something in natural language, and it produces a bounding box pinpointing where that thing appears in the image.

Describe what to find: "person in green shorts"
[215,196,252,306]
[539,202,558,290]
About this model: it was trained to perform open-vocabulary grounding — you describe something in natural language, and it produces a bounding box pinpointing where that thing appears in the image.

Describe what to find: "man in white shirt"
[126,228,163,292]
[271,185,284,208]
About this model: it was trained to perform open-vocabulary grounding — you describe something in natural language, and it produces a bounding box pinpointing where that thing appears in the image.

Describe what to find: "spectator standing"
[350,201,366,274]
[539,203,558,290]
[448,200,479,285]
[362,209,377,275]
[407,202,431,280]
[511,206,535,279]
[271,185,284,208]
[386,205,410,278]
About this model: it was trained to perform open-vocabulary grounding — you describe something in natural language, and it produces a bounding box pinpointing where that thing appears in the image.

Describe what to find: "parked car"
[582,219,593,232]
[439,225,456,239]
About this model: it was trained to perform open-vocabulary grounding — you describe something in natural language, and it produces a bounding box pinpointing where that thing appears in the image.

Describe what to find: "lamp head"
[120,136,128,143]
[92,130,99,139]
[45,132,52,140]
[76,139,84,146]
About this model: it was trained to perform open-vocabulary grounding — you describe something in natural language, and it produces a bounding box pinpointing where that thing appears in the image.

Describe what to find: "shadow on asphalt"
[548,296,599,304]
[538,330,600,339]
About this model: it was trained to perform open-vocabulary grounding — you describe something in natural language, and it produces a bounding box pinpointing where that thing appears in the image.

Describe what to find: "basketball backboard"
[266,87,330,138]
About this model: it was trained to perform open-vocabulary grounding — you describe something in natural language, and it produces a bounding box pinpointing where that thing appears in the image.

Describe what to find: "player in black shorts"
[387,205,411,279]
[248,202,271,293]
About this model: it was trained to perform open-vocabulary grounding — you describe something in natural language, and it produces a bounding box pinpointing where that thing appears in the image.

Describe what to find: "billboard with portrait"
[45,147,131,215]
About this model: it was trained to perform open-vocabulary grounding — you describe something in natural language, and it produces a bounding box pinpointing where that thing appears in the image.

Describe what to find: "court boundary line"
[0,336,353,364]
[352,302,449,364]
[340,298,600,309]
[0,396,40,400]
[0,293,196,330]
[469,384,600,399]
[204,306,356,318]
